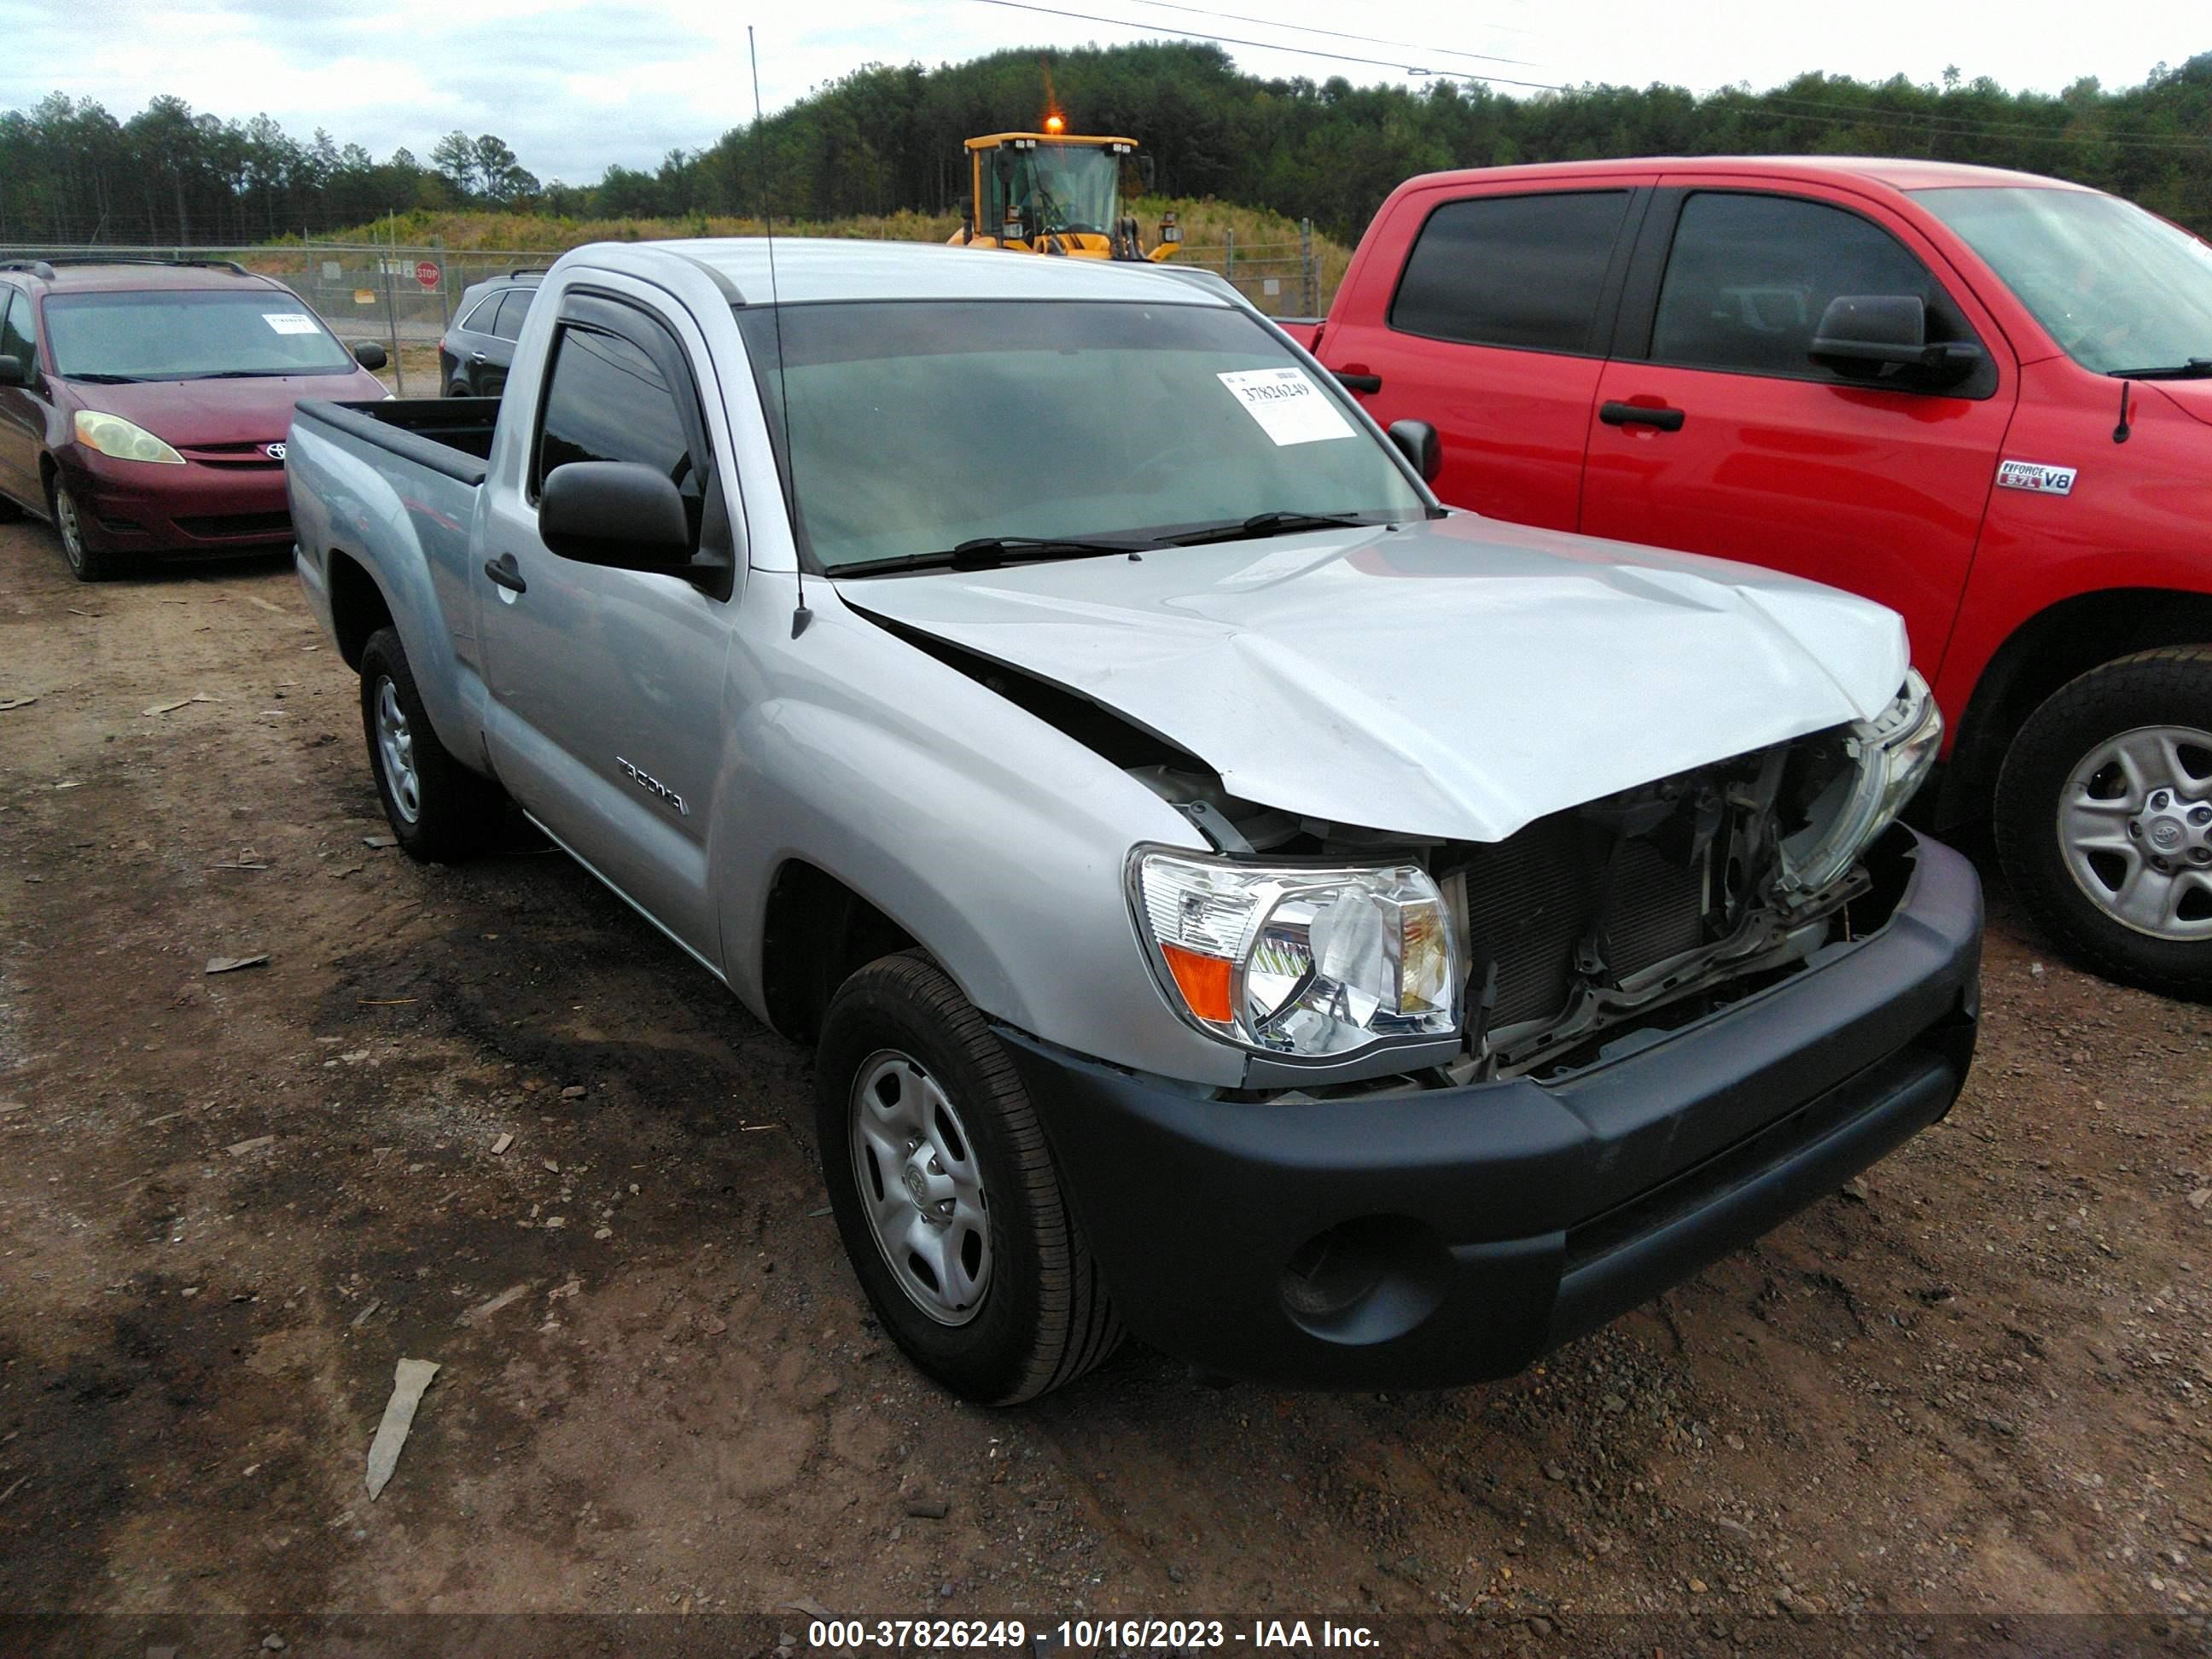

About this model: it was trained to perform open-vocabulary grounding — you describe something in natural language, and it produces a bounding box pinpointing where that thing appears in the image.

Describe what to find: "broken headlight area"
[1128,676,1938,1085]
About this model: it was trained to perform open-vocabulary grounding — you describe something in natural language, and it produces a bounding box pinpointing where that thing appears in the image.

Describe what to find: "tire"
[1995,646,2212,998]
[815,952,1122,1403]
[446,379,471,399]
[49,475,122,582]
[358,626,505,863]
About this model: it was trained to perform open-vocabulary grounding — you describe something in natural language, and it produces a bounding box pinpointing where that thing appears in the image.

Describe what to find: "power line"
[1111,0,1542,69]
[964,0,1569,91]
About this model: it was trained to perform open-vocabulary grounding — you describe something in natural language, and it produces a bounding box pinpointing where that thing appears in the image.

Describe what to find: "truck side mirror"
[352,341,388,370]
[539,461,693,572]
[1387,419,1441,485]
[0,356,26,387]
[1808,295,1983,389]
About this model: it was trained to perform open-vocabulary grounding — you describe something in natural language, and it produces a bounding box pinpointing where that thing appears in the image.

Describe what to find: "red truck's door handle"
[483,554,527,594]
[1600,400,1685,433]
[1333,368,1382,393]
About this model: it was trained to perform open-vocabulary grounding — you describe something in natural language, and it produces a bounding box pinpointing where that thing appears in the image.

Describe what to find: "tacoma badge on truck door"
[615,756,688,816]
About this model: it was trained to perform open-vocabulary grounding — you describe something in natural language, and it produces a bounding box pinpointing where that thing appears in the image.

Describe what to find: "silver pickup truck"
[288,238,1981,1403]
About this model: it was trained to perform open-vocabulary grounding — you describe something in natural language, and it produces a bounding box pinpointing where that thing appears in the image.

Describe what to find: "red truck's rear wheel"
[1997,648,2212,998]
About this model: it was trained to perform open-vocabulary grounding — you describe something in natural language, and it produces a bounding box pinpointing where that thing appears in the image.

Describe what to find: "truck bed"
[292,397,500,486]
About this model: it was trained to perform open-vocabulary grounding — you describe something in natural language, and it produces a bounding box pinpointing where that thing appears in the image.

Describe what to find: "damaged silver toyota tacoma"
[286,238,1982,1403]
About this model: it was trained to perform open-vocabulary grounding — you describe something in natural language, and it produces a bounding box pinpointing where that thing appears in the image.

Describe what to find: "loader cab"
[954,131,1181,262]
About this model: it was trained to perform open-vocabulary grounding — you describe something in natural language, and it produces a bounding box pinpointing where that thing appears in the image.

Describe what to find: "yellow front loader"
[950,123,1182,262]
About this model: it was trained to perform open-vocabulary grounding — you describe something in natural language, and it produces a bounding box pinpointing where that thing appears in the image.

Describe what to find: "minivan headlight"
[74,410,184,465]
[1130,849,1462,1059]
[1778,671,1942,894]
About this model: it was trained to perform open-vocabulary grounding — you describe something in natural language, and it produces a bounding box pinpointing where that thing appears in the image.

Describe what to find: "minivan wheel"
[446,379,471,399]
[1995,647,2212,998]
[49,477,120,581]
[815,952,1122,1403]
[358,626,505,863]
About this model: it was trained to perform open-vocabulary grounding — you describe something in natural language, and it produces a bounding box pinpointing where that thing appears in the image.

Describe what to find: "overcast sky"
[9,0,2202,183]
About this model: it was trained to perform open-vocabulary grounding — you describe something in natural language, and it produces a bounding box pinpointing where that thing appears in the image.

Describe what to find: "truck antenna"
[751,26,811,638]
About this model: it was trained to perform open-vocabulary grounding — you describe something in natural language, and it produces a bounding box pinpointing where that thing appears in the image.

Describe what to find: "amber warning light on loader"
[1044,114,1065,134]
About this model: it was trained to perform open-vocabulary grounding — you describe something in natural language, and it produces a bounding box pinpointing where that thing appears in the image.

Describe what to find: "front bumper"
[63,451,291,556]
[1000,829,1982,1388]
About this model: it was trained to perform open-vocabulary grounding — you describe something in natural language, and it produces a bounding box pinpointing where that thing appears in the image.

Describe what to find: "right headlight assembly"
[1778,669,1943,895]
[1128,848,1463,1062]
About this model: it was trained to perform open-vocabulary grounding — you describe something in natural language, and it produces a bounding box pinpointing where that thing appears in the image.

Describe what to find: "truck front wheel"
[1996,647,2212,998]
[815,952,1122,1403]
[358,626,505,863]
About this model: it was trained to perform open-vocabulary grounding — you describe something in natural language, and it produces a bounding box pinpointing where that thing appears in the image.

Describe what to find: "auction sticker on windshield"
[261,313,321,335]
[1216,367,1354,445]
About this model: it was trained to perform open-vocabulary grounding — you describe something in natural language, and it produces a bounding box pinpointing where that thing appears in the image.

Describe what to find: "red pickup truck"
[1285,156,2212,996]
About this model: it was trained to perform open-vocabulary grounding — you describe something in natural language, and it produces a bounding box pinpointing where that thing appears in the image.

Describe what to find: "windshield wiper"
[834,533,1160,578]
[66,371,143,384]
[1167,509,1375,547]
[2109,359,2212,381]
[187,370,297,380]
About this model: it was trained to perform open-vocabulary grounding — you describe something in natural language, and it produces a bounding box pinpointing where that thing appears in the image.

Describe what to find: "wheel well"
[758,861,920,1044]
[1942,587,2212,826]
[325,551,394,672]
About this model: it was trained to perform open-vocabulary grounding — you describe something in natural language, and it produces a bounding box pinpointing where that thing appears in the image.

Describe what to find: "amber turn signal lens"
[1161,942,1234,1024]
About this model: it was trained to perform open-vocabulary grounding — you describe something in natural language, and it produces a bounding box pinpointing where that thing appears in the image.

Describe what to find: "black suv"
[437,270,544,397]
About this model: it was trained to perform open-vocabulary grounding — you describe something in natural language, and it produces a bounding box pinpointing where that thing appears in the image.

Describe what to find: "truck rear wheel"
[358,626,505,863]
[1996,647,2212,998]
[815,952,1122,1403]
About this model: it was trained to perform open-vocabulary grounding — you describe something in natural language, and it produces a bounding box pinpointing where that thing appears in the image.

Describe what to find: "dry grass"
[317,198,1352,314]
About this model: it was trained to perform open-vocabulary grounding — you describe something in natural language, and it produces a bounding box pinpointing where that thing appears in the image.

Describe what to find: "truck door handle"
[1333,369,1382,393]
[483,554,527,594]
[1600,400,1685,433]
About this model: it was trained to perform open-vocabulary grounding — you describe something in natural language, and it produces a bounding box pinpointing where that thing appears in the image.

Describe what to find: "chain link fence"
[1169,224,1325,319]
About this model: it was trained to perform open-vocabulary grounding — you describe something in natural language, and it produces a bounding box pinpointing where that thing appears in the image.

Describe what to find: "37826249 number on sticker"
[1216,367,1355,446]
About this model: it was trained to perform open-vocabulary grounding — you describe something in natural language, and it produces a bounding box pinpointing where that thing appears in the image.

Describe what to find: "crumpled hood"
[839,514,1909,843]
[73,370,385,449]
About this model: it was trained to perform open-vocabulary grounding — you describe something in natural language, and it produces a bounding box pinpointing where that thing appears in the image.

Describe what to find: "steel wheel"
[2058,723,2212,940]
[849,1049,992,1325]
[374,675,422,824]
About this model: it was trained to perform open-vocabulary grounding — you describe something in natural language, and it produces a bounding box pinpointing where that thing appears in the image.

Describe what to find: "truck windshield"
[990,144,1120,236]
[44,289,357,381]
[735,300,1428,573]
[1917,186,2212,375]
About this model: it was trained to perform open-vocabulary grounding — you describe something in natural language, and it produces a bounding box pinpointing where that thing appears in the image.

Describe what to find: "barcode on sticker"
[1216,367,1354,446]
[262,313,320,335]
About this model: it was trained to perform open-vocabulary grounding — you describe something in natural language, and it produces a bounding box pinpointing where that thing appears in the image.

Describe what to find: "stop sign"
[414,260,440,290]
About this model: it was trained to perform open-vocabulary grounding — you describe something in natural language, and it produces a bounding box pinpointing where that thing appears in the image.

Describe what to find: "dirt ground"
[2,522,2209,1651]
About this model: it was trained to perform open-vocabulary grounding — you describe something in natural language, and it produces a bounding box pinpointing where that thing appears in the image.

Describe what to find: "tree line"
[3,42,2209,248]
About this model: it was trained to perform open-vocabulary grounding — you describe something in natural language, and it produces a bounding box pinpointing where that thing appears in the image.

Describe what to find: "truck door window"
[532,317,708,546]
[1650,191,1978,382]
[1388,191,1631,354]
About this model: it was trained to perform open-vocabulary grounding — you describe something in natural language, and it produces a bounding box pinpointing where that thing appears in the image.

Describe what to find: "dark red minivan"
[0,258,390,580]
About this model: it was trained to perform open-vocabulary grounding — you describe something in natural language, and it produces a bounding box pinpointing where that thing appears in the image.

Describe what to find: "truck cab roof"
[565,236,1238,308]
[1393,154,2093,197]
